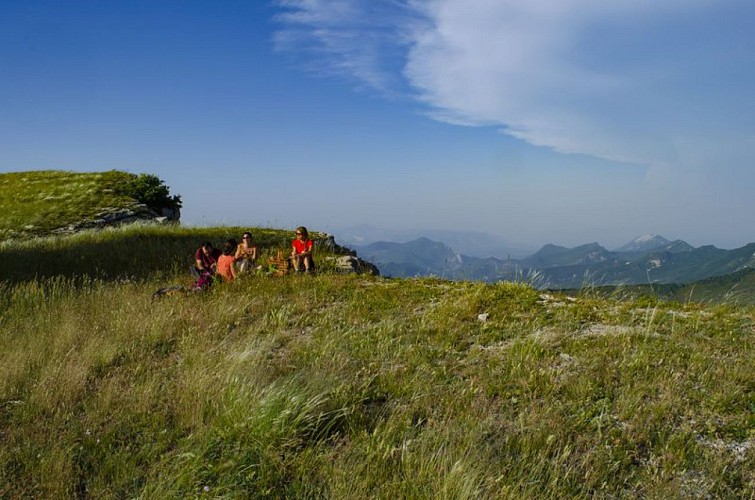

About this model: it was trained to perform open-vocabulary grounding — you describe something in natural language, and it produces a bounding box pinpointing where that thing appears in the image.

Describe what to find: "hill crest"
[0,170,180,240]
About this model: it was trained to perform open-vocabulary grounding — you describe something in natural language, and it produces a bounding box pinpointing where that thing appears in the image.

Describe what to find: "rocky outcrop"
[316,234,380,276]
[51,203,180,235]
[317,234,354,255]
[326,255,380,276]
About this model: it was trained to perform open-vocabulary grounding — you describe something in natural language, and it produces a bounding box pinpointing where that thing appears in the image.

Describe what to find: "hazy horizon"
[310,224,753,256]
[2,1,753,251]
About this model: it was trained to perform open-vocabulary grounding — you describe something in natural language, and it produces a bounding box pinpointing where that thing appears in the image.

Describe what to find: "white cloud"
[275,0,755,169]
[273,0,420,93]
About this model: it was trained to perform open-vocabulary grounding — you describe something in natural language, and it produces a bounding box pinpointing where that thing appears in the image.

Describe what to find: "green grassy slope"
[1,174,752,497]
[0,170,143,239]
[1,236,753,497]
[675,267,755,304]
[0,223,321,285]
[579,268,755,305]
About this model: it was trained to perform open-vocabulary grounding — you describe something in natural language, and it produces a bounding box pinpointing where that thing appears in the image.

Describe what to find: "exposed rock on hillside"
[51,203,180,235]
[318,234,379,275]
[326,255,380,276]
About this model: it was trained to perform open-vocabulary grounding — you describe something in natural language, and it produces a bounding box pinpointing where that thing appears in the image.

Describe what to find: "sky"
[1,0,754,252]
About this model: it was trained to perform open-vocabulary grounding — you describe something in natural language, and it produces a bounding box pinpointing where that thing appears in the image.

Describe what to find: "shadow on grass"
[0,229,294,285]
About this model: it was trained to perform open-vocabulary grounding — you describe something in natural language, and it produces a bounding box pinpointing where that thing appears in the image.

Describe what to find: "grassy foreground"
[1,226,753,497]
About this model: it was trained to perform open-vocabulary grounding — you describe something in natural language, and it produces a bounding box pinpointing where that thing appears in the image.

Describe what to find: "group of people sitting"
[192,226,315,286]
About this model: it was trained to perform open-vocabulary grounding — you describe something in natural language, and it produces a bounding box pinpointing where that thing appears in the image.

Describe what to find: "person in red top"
[290,226,314,272]
[216,239,238,282]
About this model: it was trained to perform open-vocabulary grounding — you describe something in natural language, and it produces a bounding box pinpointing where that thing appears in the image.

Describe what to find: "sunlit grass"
[0,170,142,239]
[0,222,335,285]
[1,267,752,497]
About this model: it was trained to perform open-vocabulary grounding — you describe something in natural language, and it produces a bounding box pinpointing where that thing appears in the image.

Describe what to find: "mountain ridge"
[354,235,755,288]
[614,234,671,252]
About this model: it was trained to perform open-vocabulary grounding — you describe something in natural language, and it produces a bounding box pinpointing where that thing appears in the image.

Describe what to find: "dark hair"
[242,232,252,240]
[202,241,213,249]
[295,226,308,238]
[223,239,237,256]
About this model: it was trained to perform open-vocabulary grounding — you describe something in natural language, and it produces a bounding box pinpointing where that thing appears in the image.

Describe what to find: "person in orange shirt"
[216,239,238,282]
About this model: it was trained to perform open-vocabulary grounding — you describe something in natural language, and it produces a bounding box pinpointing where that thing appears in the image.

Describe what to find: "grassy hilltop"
[0,170,180,240]
[0,172,753,497]
[0,223,327,285]
[1,171,134,239]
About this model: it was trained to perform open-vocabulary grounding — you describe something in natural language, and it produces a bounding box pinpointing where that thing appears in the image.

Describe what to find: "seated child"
[216,239,238,282]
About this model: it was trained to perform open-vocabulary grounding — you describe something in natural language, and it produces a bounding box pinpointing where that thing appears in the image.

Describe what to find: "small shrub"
[116,173,182,212]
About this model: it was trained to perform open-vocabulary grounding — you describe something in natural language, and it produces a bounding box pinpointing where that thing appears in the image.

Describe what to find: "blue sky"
[1,0,754,251]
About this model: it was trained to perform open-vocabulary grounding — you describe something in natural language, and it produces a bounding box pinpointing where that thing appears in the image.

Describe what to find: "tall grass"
[1,265,753,497]
[0,223,331,285]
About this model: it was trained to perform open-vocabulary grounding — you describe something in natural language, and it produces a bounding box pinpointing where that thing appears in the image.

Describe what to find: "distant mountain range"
[352,238,467,278]
[331,224,533,259]
[351,234,755,288]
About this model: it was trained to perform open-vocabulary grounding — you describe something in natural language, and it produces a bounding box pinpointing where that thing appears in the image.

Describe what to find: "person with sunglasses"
[235,231,259,274]
[290,226,314,273]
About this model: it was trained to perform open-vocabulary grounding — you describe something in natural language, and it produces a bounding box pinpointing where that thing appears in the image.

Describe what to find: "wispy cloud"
[273,0,421,93]
[274,0,755,168]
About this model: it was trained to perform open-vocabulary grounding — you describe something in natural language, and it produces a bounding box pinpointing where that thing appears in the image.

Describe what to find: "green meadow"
[0,223,317,285]
[1,223,753,498]
[1,170,753,497]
